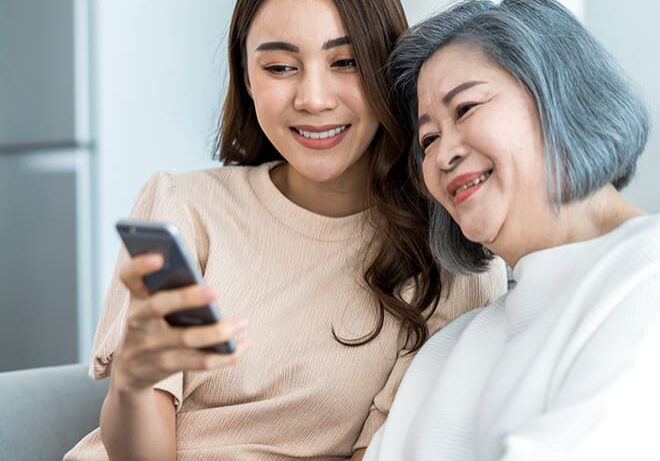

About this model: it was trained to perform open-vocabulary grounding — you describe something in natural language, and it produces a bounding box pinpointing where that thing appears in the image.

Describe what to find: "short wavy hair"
[389,0,650,274]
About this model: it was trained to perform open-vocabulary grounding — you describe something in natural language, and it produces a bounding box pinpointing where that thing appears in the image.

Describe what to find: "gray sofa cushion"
[0,363,107,461]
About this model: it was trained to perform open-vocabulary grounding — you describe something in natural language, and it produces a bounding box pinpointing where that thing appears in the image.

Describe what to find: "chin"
[304,154,360,181]
[458,221,500,246]
[302,162,346,183]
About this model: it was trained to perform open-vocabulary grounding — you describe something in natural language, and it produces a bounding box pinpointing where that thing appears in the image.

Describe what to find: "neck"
[489,184,645,267]
[269,156,371,218]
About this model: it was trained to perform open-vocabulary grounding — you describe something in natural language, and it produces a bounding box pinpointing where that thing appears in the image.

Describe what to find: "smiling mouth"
[292,125,349,140]
[451,169,493,198]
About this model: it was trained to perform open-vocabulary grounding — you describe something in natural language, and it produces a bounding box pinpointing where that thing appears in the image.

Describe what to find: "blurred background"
[0,0,657,372]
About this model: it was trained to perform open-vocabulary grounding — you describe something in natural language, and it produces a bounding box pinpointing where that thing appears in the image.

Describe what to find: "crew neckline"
[247,161,373,242]
[512,214,649,282]
[504,214,653,334]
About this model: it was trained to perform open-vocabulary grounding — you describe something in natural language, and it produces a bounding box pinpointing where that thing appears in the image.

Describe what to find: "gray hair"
[390,0,650,274]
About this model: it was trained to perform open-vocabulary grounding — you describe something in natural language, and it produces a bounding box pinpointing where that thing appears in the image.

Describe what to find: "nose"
[431,130,468,172]
[293,67,338,114]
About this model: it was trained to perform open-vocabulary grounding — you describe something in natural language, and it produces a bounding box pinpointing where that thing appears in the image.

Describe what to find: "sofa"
[0,363,107,461]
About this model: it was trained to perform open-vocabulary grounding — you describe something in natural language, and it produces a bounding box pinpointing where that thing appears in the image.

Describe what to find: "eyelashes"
[420,134,438,151]
[455,102,477,119]
[418,102,480,153]
[331,58,357,70]
[263,64,296,75]
[262,58,357,75]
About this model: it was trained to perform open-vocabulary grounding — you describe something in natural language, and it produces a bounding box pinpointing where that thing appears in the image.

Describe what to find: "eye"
[263,64,297,75]
[456,102,478,119]
[331,58,357,70]
[420,134,438,152]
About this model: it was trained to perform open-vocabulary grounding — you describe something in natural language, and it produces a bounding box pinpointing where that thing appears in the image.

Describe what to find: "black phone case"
[116,220,235,354]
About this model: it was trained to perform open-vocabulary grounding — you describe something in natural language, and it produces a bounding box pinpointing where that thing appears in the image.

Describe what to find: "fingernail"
[147,254,163,266]
[202,287,218,300]
[234,318,248,331]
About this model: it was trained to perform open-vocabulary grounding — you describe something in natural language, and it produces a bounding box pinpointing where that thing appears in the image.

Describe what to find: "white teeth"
[454,170,492,196]
[296,125,347,139]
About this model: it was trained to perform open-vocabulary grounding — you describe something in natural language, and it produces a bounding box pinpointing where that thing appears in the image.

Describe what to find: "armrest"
[0,363,108,461]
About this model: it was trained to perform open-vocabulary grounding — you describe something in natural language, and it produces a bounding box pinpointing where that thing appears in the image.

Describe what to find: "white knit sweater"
[365,215,660,461]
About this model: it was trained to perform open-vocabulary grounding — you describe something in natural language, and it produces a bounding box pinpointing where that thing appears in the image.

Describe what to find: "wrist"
[108,378,156,411]
[109,360,151,397]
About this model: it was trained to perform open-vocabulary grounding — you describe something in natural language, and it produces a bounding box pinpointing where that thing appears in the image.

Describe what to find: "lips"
[290,124,351,150]
[447,169,492,205]
[293,124,349,139]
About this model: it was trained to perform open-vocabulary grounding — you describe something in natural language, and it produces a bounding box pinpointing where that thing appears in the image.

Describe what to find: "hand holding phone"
[110,253,247,393]
[116,219,236,354]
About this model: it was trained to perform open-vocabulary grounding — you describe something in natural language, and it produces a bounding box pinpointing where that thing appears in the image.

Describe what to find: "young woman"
[65,1,506,460]
[365,0,659,459]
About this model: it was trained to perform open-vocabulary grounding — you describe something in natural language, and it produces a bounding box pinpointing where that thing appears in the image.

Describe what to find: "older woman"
[364,0,660,460]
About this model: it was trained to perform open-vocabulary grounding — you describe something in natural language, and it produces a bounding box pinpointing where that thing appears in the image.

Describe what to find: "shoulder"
[598,214,660,257]
[583,214,660,337]
[163,163,260,196]
[547,216,660,352]
[128,165,267,264]
[585,215,660,288]
[140,162,276,211]
[622,214,660,256]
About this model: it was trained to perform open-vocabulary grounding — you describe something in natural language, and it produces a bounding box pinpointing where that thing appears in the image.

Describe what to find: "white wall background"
[93,0,233,315]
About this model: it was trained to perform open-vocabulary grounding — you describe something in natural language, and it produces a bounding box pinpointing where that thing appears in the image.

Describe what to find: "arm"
[101,386,176,461]
[99,254,247,461]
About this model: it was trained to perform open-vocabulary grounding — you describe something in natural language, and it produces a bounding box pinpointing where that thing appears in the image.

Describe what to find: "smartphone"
[115,219,235,354]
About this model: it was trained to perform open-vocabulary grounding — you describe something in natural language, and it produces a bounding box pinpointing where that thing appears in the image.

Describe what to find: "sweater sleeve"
[353,258,508,451]
[500,272,660,461]
[87,172,204,408]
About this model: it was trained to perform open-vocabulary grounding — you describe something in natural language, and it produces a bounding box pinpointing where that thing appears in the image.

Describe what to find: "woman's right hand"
[110,253,248,393]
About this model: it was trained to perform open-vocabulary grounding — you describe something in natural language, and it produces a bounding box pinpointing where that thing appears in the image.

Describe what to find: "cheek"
[343,77,375,118]
[249,71,290,109]
[346,89,379,146]
[422,157,449,208]
[251,86,292,130]
[505,140,546,200]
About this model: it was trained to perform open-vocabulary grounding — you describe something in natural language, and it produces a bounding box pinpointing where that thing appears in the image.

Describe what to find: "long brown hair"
[217,0,442,352]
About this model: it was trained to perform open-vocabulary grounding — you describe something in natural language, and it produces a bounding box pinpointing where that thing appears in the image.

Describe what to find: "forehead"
[417,43,506,109]
[418,43,496,94]
[246,0,347,49]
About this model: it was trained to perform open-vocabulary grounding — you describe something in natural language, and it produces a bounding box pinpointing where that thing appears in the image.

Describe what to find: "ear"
[244,69,253,99]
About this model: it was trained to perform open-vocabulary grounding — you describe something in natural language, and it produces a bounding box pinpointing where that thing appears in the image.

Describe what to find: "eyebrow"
[255,36,351,54]
[417,80,487,128]
[418,113,432,129]
[256,41,300,53]
[442,80,486,105]
[323,36,351,50]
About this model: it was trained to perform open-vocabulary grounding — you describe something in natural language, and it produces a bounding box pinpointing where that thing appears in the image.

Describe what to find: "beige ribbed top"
[65,162,507,461]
